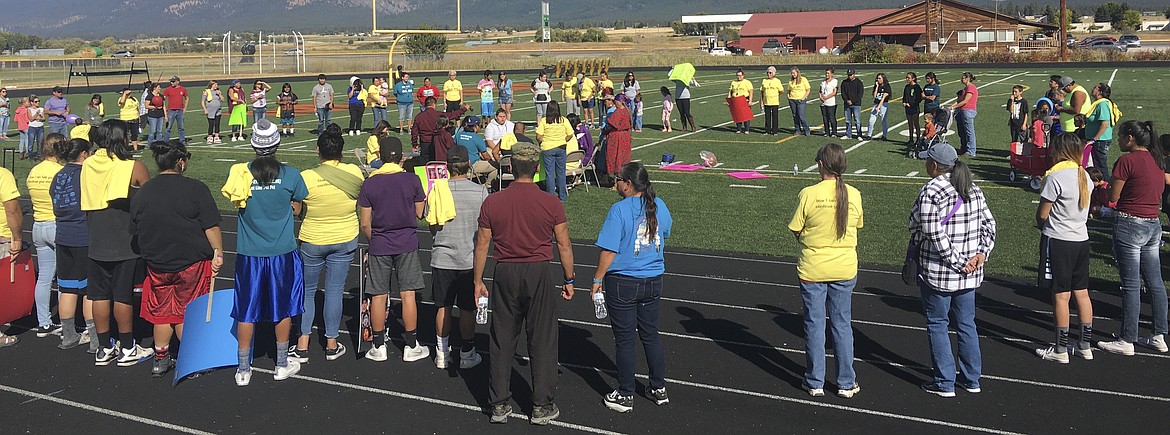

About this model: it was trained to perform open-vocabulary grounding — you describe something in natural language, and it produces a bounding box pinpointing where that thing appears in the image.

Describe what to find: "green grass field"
[3,66,1168,283]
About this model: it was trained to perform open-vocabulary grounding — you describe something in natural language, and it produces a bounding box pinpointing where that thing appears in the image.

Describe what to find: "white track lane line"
[0,384,215,435]
[248,368,623,435]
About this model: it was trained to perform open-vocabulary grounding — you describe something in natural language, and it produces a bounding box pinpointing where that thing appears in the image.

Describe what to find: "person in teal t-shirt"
[394,73,416,133]
[1085,83,1115,171]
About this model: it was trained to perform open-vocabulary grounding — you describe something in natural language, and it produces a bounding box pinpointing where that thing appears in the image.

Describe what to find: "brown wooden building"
[855,0,1058,53]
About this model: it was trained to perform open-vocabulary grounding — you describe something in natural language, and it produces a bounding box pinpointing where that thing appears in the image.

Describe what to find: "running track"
[2,208,1168,433]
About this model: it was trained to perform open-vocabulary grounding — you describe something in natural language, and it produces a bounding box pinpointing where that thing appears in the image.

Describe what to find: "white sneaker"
[1068,341,1094,360]
[1137,334,1169,353]
[117,344,151,367]
[459,349,483,369]
[274,360,301,381]
[235,368,252,386]
[837,384,861,398]
[802,382,824,397]
[1097,339,1135,356]
[403,343,430,362]
[1035,346,1070,364]
[434,350,452,369]
[366,344,388,362]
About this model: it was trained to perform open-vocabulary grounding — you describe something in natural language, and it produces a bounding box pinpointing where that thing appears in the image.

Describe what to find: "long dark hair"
[317,123,345,160]
[1118,120,1162,171]
[618,162,660,245]
[545,100,562,124]
[149,139,190,172]
[94,119,134,160]
[815,143,850,239]
[624,72,636,88]
[64,138,92,163]
[41,133,67,160]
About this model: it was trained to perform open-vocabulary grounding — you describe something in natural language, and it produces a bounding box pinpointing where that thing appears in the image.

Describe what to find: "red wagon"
[1009,141,1052,190]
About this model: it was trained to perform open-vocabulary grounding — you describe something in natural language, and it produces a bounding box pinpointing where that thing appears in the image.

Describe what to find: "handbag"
[902,196,964,285]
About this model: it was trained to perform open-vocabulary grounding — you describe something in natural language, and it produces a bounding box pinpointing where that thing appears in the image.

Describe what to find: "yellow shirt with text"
[787,179,864,282]
[299,161,364,245]
[761,78,785,106]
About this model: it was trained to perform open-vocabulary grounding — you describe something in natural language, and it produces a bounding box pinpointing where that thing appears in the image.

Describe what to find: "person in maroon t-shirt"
[1098,120,1169,357]
[162,76,189,143]
[412,96,469,162]
[473,141,575,425]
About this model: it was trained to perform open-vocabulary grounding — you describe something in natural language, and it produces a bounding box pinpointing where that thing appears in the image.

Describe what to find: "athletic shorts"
[905,107,920,116]
[1039,236,1090,292]
[280,115,295,124]
[398,102,414,121]
[141,260,212,324]
[87,258,144,304]
[367,251,424,295]
[57,245,90,295]
[480,102,495,117]
[582,98,596,109]
[431,268,475,311]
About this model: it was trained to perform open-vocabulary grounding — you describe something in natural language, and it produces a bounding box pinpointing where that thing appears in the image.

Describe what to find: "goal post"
[372,0,462,80]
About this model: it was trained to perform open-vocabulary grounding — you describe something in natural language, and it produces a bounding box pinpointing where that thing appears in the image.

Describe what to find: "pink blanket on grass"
[728,171,769,180]
[659,163,705,171]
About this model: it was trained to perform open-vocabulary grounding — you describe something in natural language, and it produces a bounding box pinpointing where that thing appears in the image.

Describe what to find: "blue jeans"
[542,147,568,201]
[735,120,751,133]
[956,109,977,155]
[867,104,888,139]
[253,107,267,123]
[920,284,981,392]
[397,103,414,122]
[789,99,810,135]
[299,238,357,339]
[800,277,856,389]
[634,114,642,130]
[1112,216,1169,342]
[48,122,67,136]
[27,126,43,156]
[604,274,666,396]
[18,130,28,153]
[33,221,57,327]
[372,106,387,127]
[1091,139,1111,174]
[147,117,165,143]
[0,115,9,136]
[844,105,861,138]
[316,108,332,133]
[166,109,185,143]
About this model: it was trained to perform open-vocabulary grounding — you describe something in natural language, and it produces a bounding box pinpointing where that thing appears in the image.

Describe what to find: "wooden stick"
[206,268,215,323]
[9,259,14,284]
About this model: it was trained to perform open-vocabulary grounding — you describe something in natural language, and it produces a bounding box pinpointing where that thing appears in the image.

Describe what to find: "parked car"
[1026,33,1047,41]
[1066,35,1077,47]
[283,48,304,55]
[112,50,134,58]
[709,47,732,56]
[726,41,745,55]
[1118,34,1141,48]
[1079,39,1127,52]
[761,38,790,55]
[1077,35,1115,47]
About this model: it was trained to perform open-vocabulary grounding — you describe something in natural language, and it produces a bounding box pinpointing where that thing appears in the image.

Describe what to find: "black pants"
[820,105,838,136]
[764,105,780,134]
[446,101,461,113]
[489,261,559,407]
[677,98,692,120]
[207,115,221,136]
[349,106,365,132]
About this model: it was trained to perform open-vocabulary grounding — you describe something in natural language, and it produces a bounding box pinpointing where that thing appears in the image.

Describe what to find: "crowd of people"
[0,64,1167,425]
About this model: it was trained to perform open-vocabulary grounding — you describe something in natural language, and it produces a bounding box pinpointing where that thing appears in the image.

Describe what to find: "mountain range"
[1,0,1164,38]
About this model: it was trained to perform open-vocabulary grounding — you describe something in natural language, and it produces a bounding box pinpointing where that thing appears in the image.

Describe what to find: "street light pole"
[1060,0,1068,61]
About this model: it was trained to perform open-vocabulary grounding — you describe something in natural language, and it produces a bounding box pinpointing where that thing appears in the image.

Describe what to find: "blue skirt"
[232,251,305,323]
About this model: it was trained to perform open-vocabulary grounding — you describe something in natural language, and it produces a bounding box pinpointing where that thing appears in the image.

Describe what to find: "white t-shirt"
[532,80,551,102]
[484,120,514,145]
[28,108,44,127]
[820,79,839,107]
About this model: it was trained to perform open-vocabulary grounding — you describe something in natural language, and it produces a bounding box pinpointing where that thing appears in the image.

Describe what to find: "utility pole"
[1059,0,1068,61]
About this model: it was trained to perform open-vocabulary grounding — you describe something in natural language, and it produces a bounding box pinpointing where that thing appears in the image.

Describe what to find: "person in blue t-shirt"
[224,119,309,387]
[394,73,416,134]
[591,161,673,413]
[454,115,498,185]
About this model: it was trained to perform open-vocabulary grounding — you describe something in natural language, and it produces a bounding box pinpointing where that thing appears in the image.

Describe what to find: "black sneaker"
[151,355,175,378]
[649,387,670,405]
[324,343,347,361]
[288,347,309,364]
[921,382,956,398]
[32,324,62,338]
[490,403,512,424]
[530,403,560,426]
[603,390,633,413]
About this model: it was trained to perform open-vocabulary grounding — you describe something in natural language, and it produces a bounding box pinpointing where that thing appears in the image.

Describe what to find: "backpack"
[1095,99,1122,127]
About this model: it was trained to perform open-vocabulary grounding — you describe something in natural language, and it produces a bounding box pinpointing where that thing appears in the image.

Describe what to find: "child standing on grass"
[634,94,644,133]
[250,80,271,123]
[1007,85,1029,143]
[278,83,298,136]
[15,98,29,156]
[660,87,673,133]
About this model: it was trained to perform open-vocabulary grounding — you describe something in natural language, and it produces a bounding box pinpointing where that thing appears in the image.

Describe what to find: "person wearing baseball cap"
[221,117,308,386]
[45,86,70,136]
[454,115,499,186]
[163,75,188,144]
[910,140,996,398]
[840,68,864,139]
[1056,76,1090,134]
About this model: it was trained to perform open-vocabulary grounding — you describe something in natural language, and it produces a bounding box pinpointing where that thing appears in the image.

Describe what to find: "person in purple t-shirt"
[357,136,429,364]
[44,86,71,136]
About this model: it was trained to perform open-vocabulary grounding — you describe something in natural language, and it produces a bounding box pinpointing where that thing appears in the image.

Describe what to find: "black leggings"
[349,105,365,131]
[677,98,692,120]
[207,115,221,136]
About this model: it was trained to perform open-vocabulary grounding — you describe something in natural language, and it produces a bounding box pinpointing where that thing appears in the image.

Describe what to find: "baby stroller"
[908,107,951,158]
[1009,116,1053,190]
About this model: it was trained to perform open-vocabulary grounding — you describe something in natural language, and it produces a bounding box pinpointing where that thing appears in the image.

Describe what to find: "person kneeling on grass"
[429,145,489,369]
[358,136,430,363]
[130,140,224,377]
[221,119,308,386]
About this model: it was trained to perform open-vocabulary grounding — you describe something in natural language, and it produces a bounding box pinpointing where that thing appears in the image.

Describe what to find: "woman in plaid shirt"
[908,142,996,398]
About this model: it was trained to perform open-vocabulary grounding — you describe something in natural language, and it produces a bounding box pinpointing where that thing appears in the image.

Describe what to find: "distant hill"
[0,0,1165,38]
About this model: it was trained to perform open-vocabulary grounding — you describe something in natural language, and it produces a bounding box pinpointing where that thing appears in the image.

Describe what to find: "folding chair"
[565,150,588,192]
[353,149,372,176]
[584,142,603,187]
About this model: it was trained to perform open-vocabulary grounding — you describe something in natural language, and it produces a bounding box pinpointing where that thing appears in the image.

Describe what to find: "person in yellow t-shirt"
[579,75,598,128]
[443,70,464,112]
[71,121,92,141]
[294,126,364,360]
[760,66,785,135]
[561,74,580,117]
[117,87,140,149]
[366,121,392,169]
[0,164,19,346]
[27,134,66,333]
[788,67,813,135]
[536,101,576,201]
[727,69,755,134]
[786,143,862,397]
[597,72,614,95]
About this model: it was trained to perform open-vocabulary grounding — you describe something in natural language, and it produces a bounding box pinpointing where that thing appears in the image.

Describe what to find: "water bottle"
[475,296,489,325]
[593,292,608,319]
[793,164,799,175]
